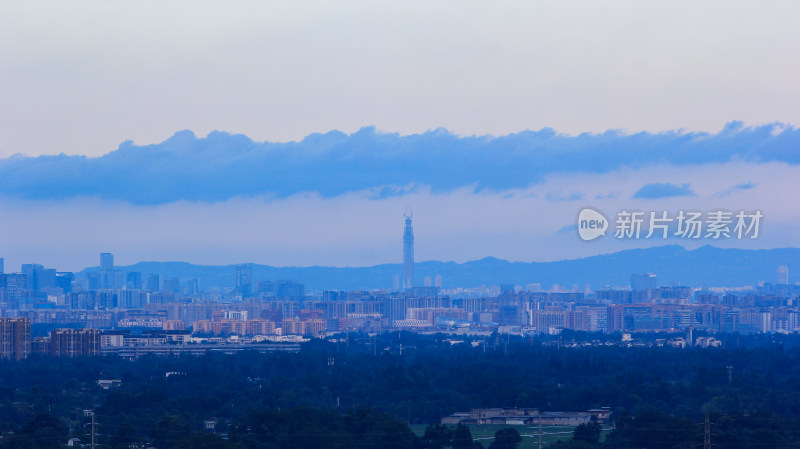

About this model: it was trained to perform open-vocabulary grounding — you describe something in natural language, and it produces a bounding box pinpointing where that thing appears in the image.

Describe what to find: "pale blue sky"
[1,1,799,157]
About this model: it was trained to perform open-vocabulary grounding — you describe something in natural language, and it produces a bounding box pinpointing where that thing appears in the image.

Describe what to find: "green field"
[410,423,582,448]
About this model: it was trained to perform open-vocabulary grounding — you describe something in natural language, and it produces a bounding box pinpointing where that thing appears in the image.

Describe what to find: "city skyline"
[3,244,799,348]
[2,244,796,293]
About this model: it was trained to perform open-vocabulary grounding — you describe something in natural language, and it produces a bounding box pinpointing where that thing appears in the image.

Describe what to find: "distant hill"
[79,245,800,291]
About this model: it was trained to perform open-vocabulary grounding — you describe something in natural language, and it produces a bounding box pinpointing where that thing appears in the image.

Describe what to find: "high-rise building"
[0,317,31,360]
[149,292,175,305]
[68,291,96,309]
[631,273,657,291]
[383,295,409,323]
[127,271,143,290]
[526,283,542,292]
[0,258,4,274]
[163,277,180,293]
[100,252,114,289]
[778,265,789,285]
[186,278,199,295]
[37,269,57,291]
[119,289,146,308]
[275,280,303,299]
[256,280,304,300]
[402,212,415,291]
[87,272,101,290]
[21,264,43,291]
[49,328,100,357]
[145,274,160,292]
[95,291,117,309]
[55,272,75,293]
[2,273,27,309]
[19,264,57,292]
[235,264,253,298]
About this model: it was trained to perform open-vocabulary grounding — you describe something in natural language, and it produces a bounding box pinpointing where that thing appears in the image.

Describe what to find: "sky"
[1,1,799,272]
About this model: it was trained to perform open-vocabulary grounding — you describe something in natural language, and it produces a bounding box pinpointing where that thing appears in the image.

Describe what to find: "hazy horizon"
[1,122,798,272]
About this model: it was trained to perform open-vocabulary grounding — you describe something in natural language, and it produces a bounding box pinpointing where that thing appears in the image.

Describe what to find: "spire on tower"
[402,210,415,291]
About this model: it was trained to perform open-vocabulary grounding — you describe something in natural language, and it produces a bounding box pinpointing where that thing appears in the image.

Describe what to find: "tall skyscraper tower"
[778,265,789,285]
[100,252,114,289]
[402,211,415,291]
[235,263,253,298]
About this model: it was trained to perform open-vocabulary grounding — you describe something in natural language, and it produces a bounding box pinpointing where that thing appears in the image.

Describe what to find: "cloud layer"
[0,122,798,205]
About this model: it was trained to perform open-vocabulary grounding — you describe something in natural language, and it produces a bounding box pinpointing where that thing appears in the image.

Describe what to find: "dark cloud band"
[0,122,796,204]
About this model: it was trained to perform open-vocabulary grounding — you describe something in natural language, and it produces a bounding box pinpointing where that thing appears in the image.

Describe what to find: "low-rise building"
[442,408,592,426]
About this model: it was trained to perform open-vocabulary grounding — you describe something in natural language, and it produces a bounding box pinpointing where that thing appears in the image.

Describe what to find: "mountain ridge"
[79,245,798,291]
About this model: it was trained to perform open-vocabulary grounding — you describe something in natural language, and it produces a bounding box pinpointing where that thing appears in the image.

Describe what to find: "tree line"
[0,331,800,448]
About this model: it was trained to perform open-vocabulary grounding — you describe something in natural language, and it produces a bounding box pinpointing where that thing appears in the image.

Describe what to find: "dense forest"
[2,331,800,448]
